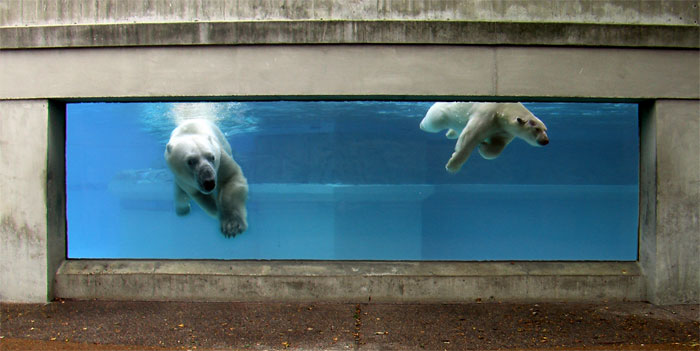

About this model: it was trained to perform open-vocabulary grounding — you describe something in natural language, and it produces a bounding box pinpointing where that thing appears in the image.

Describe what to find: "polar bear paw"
[445,153,463,174]
[220,213,247,238]
[175,203,191,216]
[445,162,460,174]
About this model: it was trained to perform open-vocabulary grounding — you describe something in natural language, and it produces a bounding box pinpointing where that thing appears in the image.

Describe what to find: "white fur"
[420,102,549,173]
[165,119,248,237]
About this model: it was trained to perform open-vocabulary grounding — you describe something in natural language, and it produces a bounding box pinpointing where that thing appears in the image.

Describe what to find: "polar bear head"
[501,103,549,147]
[165,134,221,194]
[419,102,450,132]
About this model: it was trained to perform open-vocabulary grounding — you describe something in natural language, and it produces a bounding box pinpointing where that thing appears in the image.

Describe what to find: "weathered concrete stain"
[1,21,697,49]
[1,215,43,246]
[0,215,47,302]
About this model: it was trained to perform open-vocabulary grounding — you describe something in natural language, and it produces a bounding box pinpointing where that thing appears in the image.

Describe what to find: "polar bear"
[165,119,248,238]
[420,102,549,173]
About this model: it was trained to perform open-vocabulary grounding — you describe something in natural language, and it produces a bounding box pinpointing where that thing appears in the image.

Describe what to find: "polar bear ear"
[166,143,173,154]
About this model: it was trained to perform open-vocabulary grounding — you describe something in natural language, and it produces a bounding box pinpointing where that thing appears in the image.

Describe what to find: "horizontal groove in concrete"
[2,21,698,49]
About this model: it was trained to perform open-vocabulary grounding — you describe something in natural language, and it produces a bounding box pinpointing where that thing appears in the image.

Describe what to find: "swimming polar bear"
[165,119,248,238]
[420,102,549,173]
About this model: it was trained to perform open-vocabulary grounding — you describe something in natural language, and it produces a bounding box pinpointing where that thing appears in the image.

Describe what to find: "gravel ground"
[1,300,698,350]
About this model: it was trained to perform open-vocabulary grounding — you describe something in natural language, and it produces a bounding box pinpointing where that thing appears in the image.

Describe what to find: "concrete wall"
[0,0,698,304]
[0,100,64,302]
[1,0,698,49]
[640,100,700,304]
[1,0,697,25]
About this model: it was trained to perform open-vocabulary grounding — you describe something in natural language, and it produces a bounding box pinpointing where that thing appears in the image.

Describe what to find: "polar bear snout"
[537,135,549,146]
[419,120,432,132]
[196,165,217,193]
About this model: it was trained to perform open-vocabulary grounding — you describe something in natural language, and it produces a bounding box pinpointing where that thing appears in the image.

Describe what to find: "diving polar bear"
[420,102,549,173]
[165,119,248,238]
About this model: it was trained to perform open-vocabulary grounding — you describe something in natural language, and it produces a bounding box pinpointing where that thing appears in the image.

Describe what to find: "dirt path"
[1,300,698,350]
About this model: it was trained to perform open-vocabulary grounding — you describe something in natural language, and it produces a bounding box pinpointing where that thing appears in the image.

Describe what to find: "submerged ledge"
[108,177,638,202]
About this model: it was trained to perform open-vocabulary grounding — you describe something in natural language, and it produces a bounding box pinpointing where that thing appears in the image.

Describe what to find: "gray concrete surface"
[2,0,697,49]
[45,102,66,301]
[54,260,644,302]
[0,101,52,302]
[1,46,698,100]
[1,0,698,25]
[2,21,697,49]
[643,100,700,304]
[0,0,698,305]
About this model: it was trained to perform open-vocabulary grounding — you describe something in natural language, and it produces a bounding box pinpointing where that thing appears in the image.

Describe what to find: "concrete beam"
[495,47,700,99]
[1,21,697,49]
[1,46,697,101]
[2,0,697,26]
[55,260,644,302]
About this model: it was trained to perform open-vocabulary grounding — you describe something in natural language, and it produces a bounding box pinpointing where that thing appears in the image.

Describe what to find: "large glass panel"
[66,101,638,260]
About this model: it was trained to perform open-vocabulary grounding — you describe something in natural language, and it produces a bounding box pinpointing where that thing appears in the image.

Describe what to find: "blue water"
[66,101,639,260]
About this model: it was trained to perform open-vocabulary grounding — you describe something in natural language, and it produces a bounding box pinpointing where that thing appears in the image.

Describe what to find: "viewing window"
[66,101,639,260]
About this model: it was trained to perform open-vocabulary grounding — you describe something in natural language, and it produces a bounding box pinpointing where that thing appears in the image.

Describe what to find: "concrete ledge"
[55,260,644,302]
[1,21,698,49]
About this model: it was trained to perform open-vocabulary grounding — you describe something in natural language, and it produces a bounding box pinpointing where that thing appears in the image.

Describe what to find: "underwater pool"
[66,101,639,260]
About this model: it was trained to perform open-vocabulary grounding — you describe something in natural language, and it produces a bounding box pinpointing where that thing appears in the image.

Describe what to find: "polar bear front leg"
[218,179,248,238]
[174,183,191,216]
[445,119,487,173]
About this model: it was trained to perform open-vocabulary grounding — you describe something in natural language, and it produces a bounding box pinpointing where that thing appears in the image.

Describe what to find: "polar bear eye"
[516,117,525,124]
[186,157,197,168]
[204,153,215,162]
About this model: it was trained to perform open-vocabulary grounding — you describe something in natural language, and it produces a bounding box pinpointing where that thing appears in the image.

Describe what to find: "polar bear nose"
[538,138,549,146]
